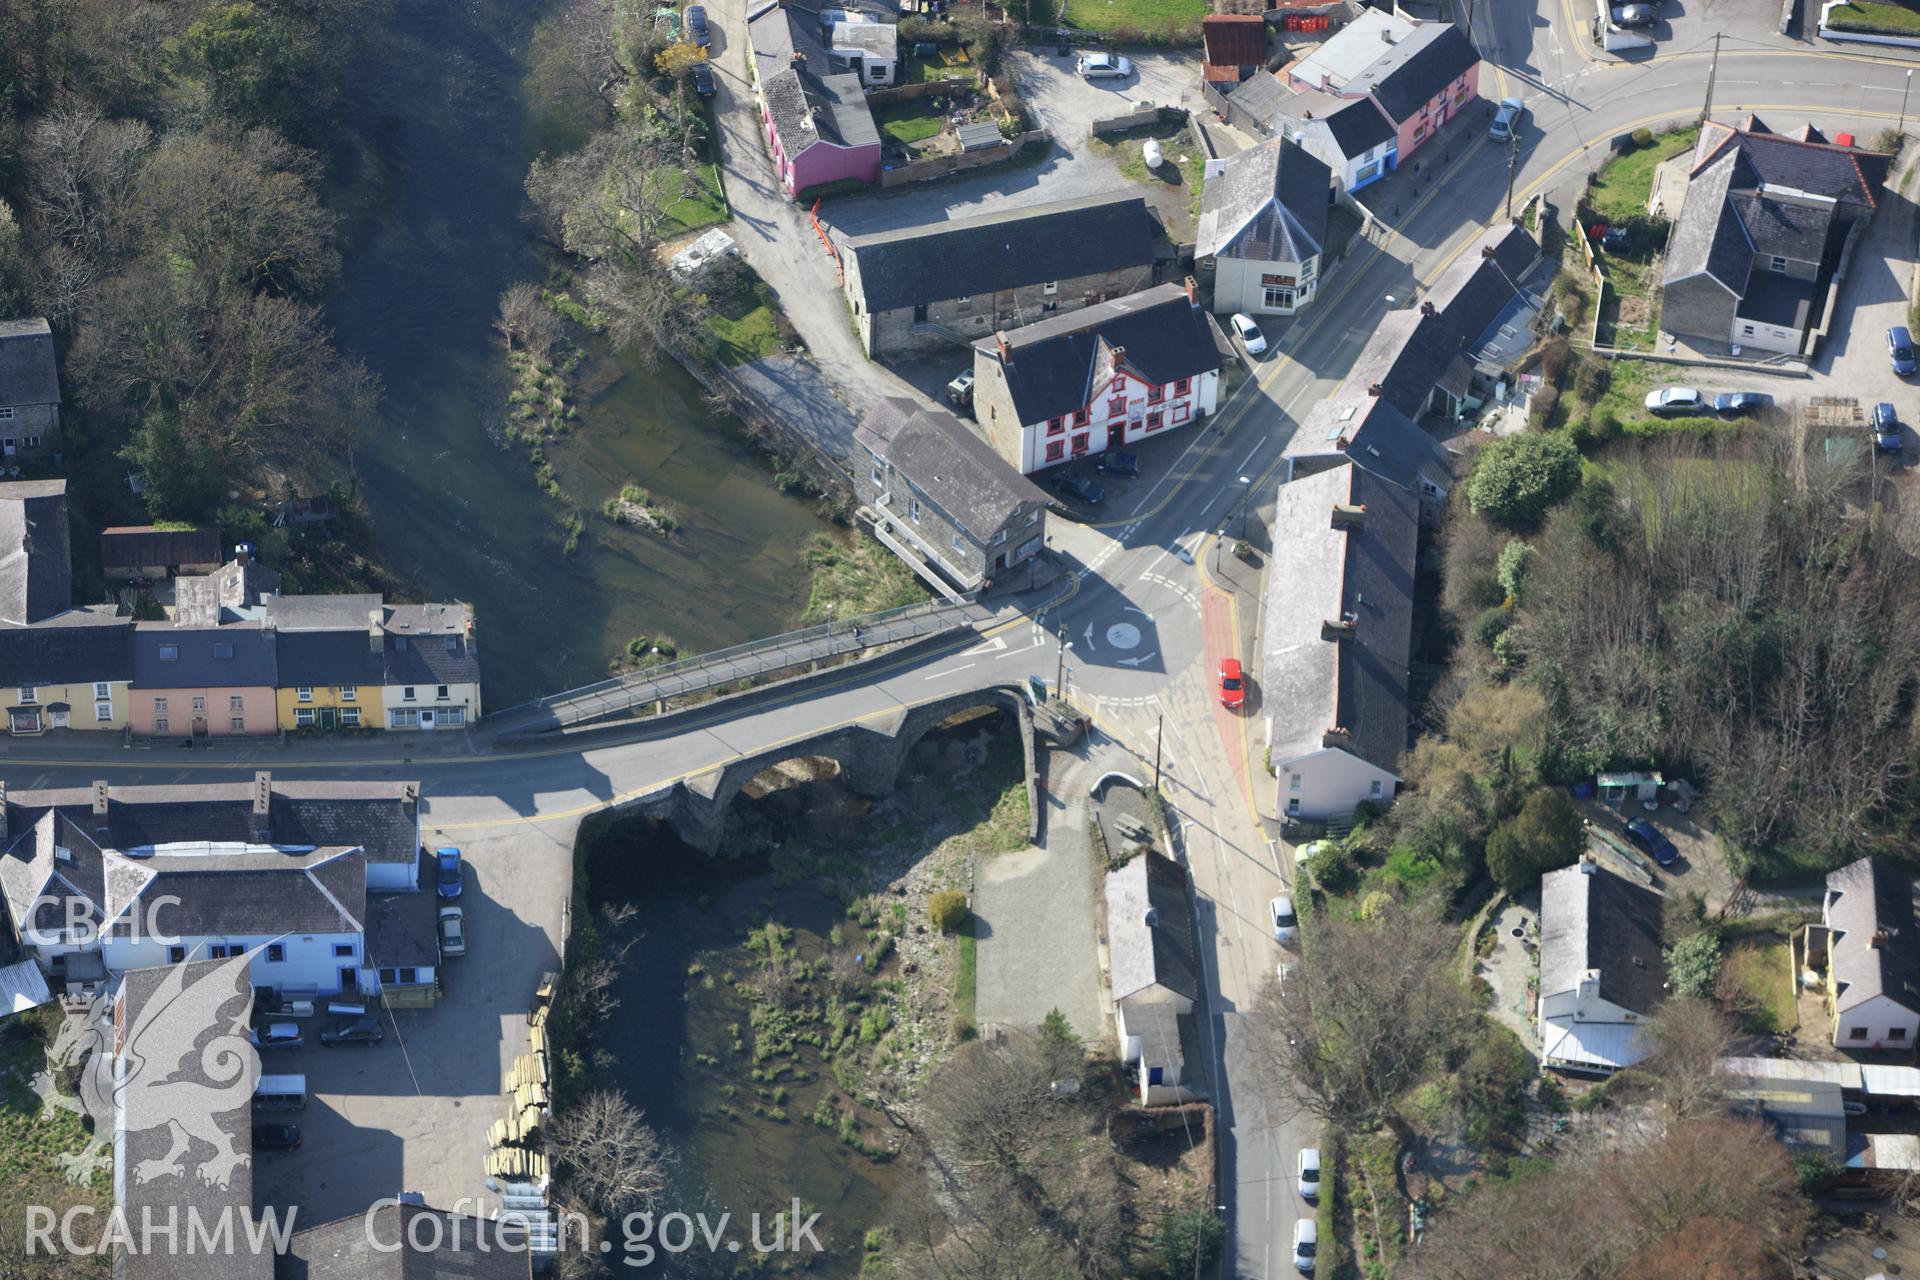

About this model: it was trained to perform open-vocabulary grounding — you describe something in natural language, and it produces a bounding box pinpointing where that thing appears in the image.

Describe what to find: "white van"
[252,1074,307,1112]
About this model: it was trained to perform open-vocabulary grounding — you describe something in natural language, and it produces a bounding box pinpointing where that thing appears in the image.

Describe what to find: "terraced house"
[0,480,133,734]
[380,602,482,730]
[1284,11,1479,165]
[272,603,387,731]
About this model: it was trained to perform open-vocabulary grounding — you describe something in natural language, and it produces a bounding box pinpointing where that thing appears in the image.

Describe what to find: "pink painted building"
[1285,12,1480,166]
[748,0,882,199]
[131,624,279,737]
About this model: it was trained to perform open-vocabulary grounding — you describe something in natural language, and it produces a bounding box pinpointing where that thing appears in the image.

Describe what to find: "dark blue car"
[685,4,712,47]
[1891,326,1917,376]
[1624,819,1679,867]
[1875,402,1904,453]
[436,846,464,898]
[1094,450,1139,476]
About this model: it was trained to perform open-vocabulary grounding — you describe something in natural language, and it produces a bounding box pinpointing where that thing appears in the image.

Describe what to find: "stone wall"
[878,128,1049,189]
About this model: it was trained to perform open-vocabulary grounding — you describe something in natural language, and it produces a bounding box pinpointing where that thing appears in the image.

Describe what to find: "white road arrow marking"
[960,635,1009,657]
[1118,652,1156,668]
[1082,623,1097,652]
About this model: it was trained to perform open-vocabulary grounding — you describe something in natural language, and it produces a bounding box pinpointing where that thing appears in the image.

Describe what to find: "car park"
[319,1017,385,1047]
[1891,326,1917,376]
[691,63,716,98]
[1712,391,1768,416]
[1612,3,1658,24]
[1219,658,1246,709]
[1875,401,1904,452]
[436,846,463,899]
[1270,895,1297,944]
[1051,472,1104,505]
[1094,450,1138,476]
[1298,1147,1322,1199]
[253,1124,302,1152]
[251,1022,303,1051]
[1488,96,1525,142]
[439,906,467,958]
[1229,312,1267,355]
[1644,386,1705,415]
[1292,1219,1318,1273]
[684,4,711,46]
[1624,818,1679,867]
[1076,52,1132,79]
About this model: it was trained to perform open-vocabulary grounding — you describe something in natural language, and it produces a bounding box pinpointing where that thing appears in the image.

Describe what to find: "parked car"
[684,4,711,46]
[1095,449,1139,476]
[1229,311,1267,355]
[1712,391,1769,416]
[1875,401,1904,452]
[1051,472,1104,505]
[1612,3,1658,24]
[1076,52,1133,79]
[1219,658,1246,709]
[1589,222,1630,252]
[1298,1147,1322,1200]
[1891,325,1917,376]
[1270,895,1297,945]
[253,1123,302,1152]
[439,906,467,958]
[945,369,974,407]
[319,1017,384,1047]
[251,1022,303,1050]
[1644,386,1705,416]
[691,62,716,98]
[1488,96,1525,142]
[1292,1219,1318,1274]
[436,846,463,899]
[1295,839,1321,867]
[1624,818,1679,867]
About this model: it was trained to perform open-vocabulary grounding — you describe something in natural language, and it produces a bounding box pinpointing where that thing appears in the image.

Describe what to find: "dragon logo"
[32,950,262,1190]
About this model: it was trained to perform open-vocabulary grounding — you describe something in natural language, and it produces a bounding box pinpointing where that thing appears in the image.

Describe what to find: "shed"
[100,525,223,579]
[956,120,1002,153]
[1596,770,1663,803]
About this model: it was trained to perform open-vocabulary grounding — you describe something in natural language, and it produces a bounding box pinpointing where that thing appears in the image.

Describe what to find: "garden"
[1059,0,1205,40]
[1577,126,1695,351]
[1822,0,1920,33]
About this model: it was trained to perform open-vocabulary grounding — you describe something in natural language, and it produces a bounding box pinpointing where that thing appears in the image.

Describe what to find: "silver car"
[1488,96,1525,142]
[1076,52,1133,80]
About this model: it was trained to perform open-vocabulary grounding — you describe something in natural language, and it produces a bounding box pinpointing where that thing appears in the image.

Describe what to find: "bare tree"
[547,1089,670,1219]
[1247,897,1472,1131]
[495,281,562,358]
[1630,995,1739,1122]
[24,97,151,261]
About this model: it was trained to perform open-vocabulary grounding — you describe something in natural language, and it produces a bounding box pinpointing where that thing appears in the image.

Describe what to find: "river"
[322,0,834,711]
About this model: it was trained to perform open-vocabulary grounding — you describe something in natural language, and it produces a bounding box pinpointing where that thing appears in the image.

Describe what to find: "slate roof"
[1203,14,1269,69]
[1827,856,1920,1017]
[174,556,283,627]
[365,878,439,971]
[972,283,1221,426]
[276,629,385,687]
[1228,71,1292,132]
[1287,389,1454,495]
[763,64,879,157]
[0,607,133,686]
[0,478,71,626]
[109,846,366,939]
[276,1203,531,1279]
[1271,86,1396,158]
[1423,222,1541,344]
[1262,462,1418,775]
[100,526,222,574]
[1347,22,1478,123]
[1667,152,1755,291]
[856,398,1049,542]
[133,623,278,689]
[1538,861,1667,1017]
[1338,308,1459,419]
[383,604,480,686]
[0,318,60,407]
[5,779,423,867]
[263,593,383,632]
[839,192,1159,313]
[1289,9,1412,88]
[1728,187,1835,262]
[1691,114,1890,213]
[1105,850,1199,1003]
[1195,136,1330,264]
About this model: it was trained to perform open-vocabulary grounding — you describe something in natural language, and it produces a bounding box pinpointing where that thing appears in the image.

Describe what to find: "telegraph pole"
[1506,129,1517,221]
[1153,714,1164,791]
[1055,621,1071,700]
[1699,33,1720,125]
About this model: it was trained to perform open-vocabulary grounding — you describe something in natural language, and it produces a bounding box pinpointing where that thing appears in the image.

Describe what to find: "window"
[1769,255,1787,272]
[168,946,187,963]
[441,707,466,727]
[1420,478,1443,498]
[1299,259,1315,280]
[955,295,970,305]
[1072,408,1089,427]
[391,708,419,728]
[230,716,245,732]
[1045,440,1065,462]
[16,687,33,705]
[1894,1027,1910,1041]
[1147,385,1164,405]
[436,684,450,701]
[1070,433,1089,455]
[296,686,313,702]
[191,696,206,713]
[1107,396,1126,418]
[92,681,109,700]
[212,643,233,659]
[153,697,168,715]
[341,708,361,727]
[994,529,1007,544]
[1370,779,1383,798]
[1290,774,1303,792]
[1262,285,1295,310]
[909,496,921,524]
[397,967,418,985]
[1287,797,1301,815]
[23,436,36,448]
[379,968,397,984]
[208,944,233,959]
[296,709,315,727]
[332,943,354,958]
[871,463,884,487]
[951,533,966,552]
[158,644,178,662]
[1146,411,1164,432]
[95,702,112,722]
[1852,1026,1870,1040]
[1042,281,1058,295]
[1740,324,1756,336]
[402,686,417,702]
[1171,402,1190,426]
[1047,416,1064,436]
[340,686,356,702]
[0,408,13,420]
[230,695,244,711]
[266,944,284,962]
[155,718,169,735]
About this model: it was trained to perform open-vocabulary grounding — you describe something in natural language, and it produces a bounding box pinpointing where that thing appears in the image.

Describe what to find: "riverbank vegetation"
[802,533,931,622]
[0,1008,108,1280]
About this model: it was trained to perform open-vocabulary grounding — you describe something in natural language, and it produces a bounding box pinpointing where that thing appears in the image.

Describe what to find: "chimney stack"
[1321,725,1353,748]
[1320,617,1357,641]
[1330,502,1367,529]
[0,780,9,843]
[995,331,1012,364]
[91,780,109,819]
[1579,854,1597,874]
[1184,275,1200,307]
[251,771,271,841]
[1873,930,1891,949]
[233,543,249,566]
[1420,300,1436,317]
[1380,27,1393,41]
[369,608,385,654]
[1367,383,1383,397]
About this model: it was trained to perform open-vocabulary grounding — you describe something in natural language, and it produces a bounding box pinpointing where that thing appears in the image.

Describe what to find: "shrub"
[1305,841,1359,894]
[1468,432,1583,528]
[928,889,969,933]
[1155,1208,1226,1276]
[1496,540,1534,604]
[1630,127,1654,148]
[1484,788,1584,892]
[1665,929,1722,998]
[1472,604,1515,649]
[1569,358,1610,407]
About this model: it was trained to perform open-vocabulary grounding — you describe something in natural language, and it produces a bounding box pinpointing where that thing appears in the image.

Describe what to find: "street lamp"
[1903,70,1913,136]
[1212,524,1228,572]
[1055,622,1073,700]
[1237,474,1253,540]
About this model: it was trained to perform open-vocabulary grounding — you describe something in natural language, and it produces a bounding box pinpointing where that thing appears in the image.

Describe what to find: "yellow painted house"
[4,615,135,735]
[273,629,388,732]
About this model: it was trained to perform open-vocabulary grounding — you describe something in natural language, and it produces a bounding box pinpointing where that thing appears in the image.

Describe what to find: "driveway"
[973,749,1105,1042]
[1812,148,1920,435]
[253,821,571,1227]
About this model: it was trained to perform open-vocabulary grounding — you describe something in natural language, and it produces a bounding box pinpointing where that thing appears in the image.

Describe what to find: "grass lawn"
[1092,121,1206,234]
[1825,0,1920,32]
[875,101,944,146]
[1594,251,1663,351]
[1724,938,1797,1033]
[1586,357,1722,435]
[703,270,782,366]
[663,161,729,234]
[802,530,930,620]
[0,1032,112,1247]
[954,917,977,1028]
[904,47,973,83]
[1060,0,1204,33]
[1587,125,1700,224]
